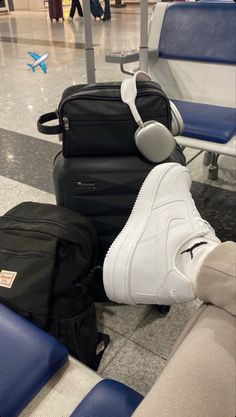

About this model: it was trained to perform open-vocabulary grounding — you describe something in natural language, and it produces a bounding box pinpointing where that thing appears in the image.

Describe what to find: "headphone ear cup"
[170,101,184,136]
[134,121,176,163]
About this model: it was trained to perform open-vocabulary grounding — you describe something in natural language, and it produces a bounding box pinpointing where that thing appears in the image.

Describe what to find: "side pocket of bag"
[0,230,58,328]
[47,304,102,369]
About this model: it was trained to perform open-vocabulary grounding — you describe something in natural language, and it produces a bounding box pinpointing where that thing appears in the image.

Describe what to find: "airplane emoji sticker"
[27,52,48,74]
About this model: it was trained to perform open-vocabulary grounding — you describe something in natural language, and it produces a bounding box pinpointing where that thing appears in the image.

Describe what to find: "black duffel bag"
[37,81,172,158]
[0,202,109,370]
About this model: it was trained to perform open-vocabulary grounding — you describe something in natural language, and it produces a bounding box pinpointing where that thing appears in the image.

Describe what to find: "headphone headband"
[121,71,184,136]
[121,71,151,128]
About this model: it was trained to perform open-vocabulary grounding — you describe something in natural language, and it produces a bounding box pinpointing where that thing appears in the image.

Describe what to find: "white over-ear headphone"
[121,71,184,163]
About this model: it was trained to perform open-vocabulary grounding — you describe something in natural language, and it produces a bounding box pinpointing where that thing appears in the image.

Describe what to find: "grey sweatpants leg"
[196,241,236,317]
[133,242,236,417]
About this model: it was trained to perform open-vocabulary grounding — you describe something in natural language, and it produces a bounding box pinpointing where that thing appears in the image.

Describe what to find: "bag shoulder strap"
[37,111,62,135]
[93,332,110,370]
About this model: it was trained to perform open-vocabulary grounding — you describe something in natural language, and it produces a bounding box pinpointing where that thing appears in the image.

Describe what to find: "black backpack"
[0,202,109,370]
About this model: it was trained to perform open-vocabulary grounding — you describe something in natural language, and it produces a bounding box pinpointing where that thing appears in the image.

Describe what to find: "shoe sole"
[103,162,187,304]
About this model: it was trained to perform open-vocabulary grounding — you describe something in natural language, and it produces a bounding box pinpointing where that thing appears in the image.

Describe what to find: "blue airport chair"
[106,2,236,179]
[0,303,68,417]
[70,379,143,417]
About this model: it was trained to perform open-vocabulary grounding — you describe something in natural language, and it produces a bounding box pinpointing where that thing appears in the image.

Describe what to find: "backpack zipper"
[1,215,91,252]
[62,112,167,132]
[0,248,50,258]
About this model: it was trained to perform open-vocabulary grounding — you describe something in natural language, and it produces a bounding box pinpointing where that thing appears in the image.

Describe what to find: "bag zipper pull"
[63,117,70,131]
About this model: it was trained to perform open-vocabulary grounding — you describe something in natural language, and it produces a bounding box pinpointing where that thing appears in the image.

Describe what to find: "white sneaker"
[103,162,220,305]
[67,16,73,22]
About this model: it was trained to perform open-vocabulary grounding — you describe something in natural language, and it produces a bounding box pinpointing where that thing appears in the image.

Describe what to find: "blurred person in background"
[67,0,83,21]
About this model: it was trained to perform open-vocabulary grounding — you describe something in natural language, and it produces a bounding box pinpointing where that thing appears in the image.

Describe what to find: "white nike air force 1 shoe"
[103,162,220,305]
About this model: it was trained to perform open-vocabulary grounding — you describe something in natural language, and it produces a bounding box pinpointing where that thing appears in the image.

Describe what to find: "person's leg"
[133,243,236,417]
[104,162,236,417]
[196,241,236,316]
[133,303,236,417]
[75,0,83,17]
[103,0,111,21]
[69,0,76,18]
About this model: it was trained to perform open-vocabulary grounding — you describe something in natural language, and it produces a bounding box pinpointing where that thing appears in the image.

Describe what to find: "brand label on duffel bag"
[0,270,17,288]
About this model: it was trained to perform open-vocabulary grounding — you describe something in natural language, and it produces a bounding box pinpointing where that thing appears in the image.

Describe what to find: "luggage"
[48,0,64,21]
[37,81,172,158]
[0,202,109,369]
[90,0,104,19]
[38,79,185,263]
[53,148,185,263]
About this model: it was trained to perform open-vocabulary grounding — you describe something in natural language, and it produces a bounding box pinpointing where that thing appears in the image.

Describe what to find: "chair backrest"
[148,3,236,106]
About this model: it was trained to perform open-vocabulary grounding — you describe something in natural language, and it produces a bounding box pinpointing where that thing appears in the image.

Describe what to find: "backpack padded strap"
[93,332,110,370]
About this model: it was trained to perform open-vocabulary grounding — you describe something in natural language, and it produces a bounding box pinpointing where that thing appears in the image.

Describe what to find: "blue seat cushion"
[0,303,68,417]
[173,100,236,144]
[70,379,144,417]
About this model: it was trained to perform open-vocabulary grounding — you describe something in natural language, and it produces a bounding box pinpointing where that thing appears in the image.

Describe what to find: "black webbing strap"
[37,111,62,135]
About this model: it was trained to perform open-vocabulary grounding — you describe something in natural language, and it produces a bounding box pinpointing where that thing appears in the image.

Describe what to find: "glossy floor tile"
[0,128,59,191]
[0,174,55,215]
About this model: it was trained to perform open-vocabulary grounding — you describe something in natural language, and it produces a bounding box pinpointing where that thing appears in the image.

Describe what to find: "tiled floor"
[0,5,235,399]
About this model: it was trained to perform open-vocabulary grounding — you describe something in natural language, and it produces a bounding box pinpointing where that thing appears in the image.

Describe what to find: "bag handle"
[37,111,62,135]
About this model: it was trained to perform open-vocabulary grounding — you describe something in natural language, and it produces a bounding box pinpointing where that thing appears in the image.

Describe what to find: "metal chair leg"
[208,153,220,180]
[203,151,212,166]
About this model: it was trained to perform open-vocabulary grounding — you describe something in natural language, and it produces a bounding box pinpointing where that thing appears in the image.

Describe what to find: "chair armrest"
[105,49,139,64]
[70,379,143,417]
[105,50,139,75]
